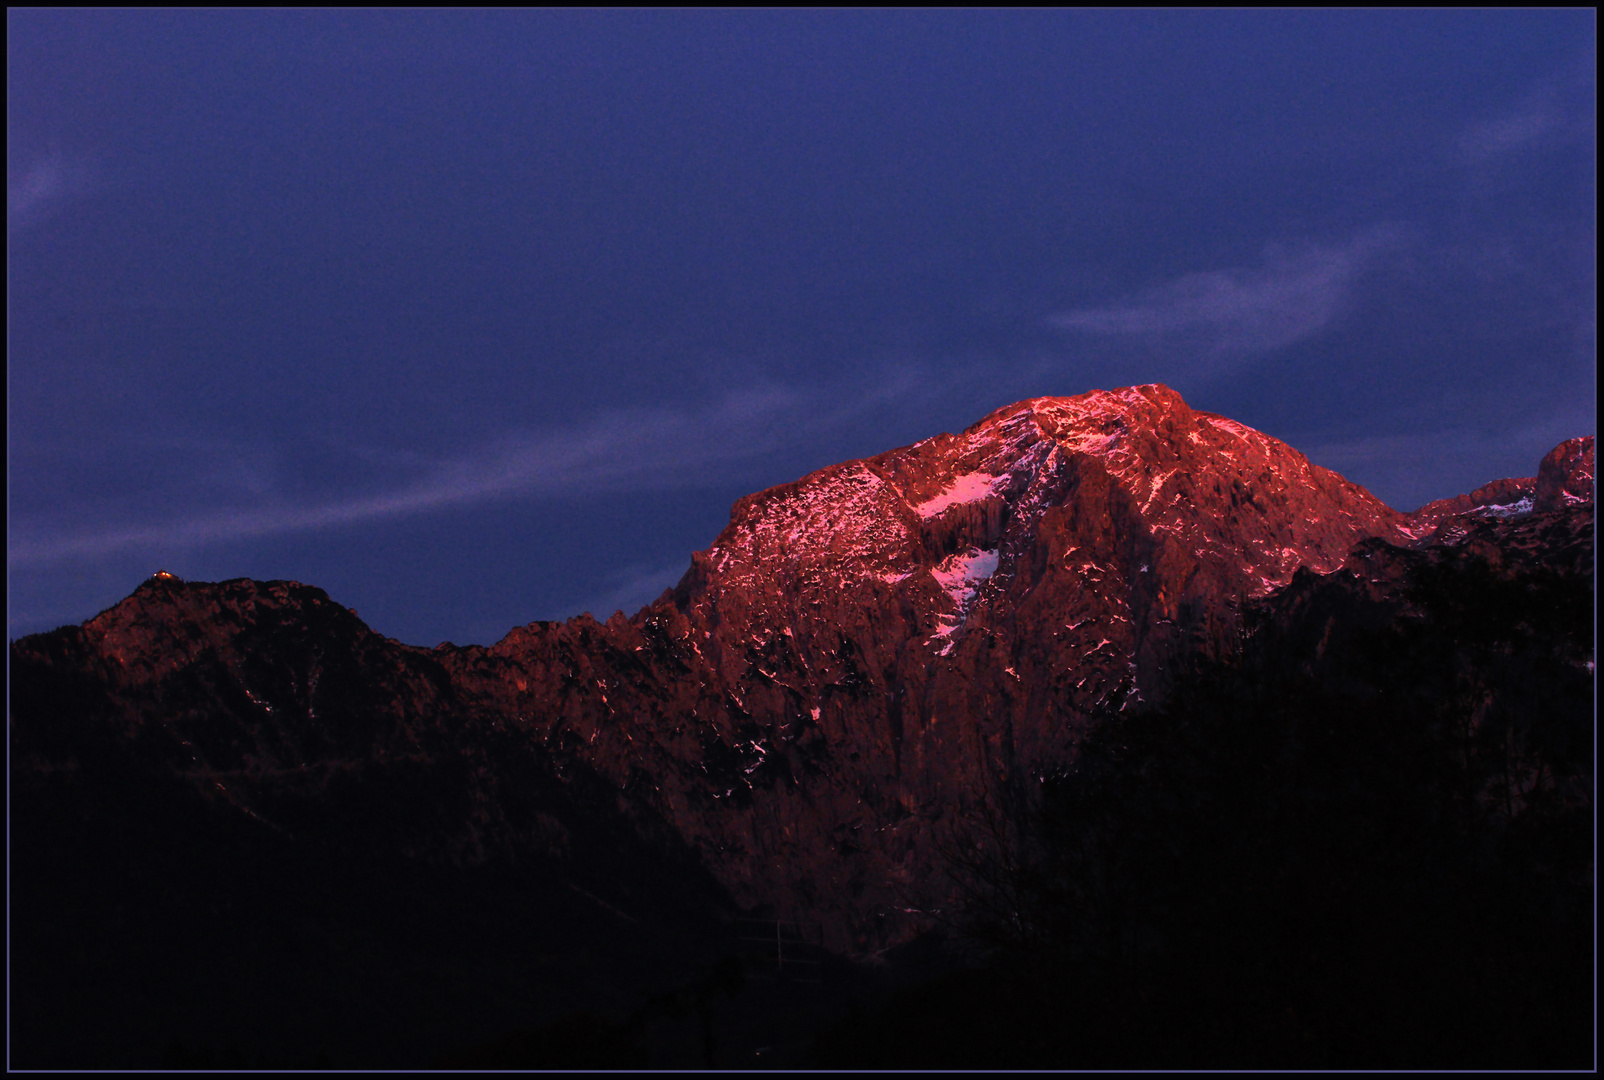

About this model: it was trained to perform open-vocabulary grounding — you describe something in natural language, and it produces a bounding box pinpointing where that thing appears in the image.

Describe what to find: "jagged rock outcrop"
[441,385,1427,945]
[10,388,1595,955]
[1402,434,1594,544]
[1534,436,1596,511]
[1407,476,1539,537]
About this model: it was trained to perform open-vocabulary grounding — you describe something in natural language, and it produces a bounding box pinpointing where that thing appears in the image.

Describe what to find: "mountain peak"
[1535,435,1595,511]
[967,382,1188,433]
[694,386,1404,626]
[15,389,1594,961]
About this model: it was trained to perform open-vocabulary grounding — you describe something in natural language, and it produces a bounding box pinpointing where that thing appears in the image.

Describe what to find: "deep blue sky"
[9,10,1595,646]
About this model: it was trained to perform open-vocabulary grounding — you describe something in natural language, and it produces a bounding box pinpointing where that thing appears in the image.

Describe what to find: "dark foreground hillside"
[10,699,729,1067]
[7,582,837,1068]
[812,505,1594,1069]
[10,711,891,1068]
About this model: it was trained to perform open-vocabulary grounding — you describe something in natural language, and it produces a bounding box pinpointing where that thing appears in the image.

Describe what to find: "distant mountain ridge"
[9,385,1594,1066]
[15,386,1595,950]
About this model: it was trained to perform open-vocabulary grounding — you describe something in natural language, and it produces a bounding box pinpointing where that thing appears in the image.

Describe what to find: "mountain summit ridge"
[13,387,1596,956]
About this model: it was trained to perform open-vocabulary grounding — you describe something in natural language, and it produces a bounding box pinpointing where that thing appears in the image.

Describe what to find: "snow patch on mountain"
[933,547,999,604]
[1474,497,1534,519]
[929,547,1000,654]
[915,473,1001,517]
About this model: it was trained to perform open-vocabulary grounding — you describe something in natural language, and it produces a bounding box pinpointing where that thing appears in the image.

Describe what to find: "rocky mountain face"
[812,494,1595,1069]
[9,385,1595,1065]
[436,387,1397,943]
[426,385,1588,948]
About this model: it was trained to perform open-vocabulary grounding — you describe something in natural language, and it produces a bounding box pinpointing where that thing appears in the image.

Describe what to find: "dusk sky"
[9,9,1595,647]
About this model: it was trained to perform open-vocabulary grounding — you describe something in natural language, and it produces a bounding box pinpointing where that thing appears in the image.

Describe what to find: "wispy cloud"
[8,381,911,567]
[7,149,98,233]
[567,559,692,621]
[1458,104,1560,165]
[1456,54,1595,168]
[1049,228,1403,366]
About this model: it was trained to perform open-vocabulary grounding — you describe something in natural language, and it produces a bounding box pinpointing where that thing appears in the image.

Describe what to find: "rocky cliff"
[440,384,1433,947]
[13,385,1593,958]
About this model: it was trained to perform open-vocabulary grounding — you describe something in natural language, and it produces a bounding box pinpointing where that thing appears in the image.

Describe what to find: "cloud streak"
[1049,228,1402,366]
[8,381,908,567]
[7,149,98,233]
[1456,54,1595,168]
[568,559,694,621]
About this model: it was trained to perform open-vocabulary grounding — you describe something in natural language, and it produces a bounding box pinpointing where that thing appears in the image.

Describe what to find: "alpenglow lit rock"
[11,384,1593,956]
